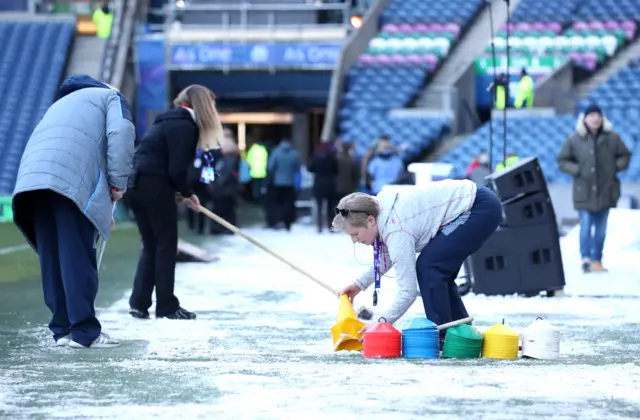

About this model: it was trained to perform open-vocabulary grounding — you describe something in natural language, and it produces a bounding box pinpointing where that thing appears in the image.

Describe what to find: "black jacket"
[131,108,200,197]
[309,151,338,197]
[212,153,240,197]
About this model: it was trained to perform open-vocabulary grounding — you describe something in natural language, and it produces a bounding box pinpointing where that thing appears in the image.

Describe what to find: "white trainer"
[69,332,120,349]
[55,335,71,347]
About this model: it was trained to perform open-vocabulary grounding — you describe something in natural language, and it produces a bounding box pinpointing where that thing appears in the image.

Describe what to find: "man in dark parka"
[557,104,632,273]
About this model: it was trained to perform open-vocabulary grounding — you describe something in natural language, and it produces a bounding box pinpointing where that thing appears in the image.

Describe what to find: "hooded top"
[354,179,477,324]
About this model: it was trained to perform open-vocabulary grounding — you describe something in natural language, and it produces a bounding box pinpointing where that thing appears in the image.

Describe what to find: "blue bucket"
[401,317,440,359]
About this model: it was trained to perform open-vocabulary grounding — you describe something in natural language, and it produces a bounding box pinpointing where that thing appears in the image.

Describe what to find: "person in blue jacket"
[266,138,301,231]
[12,75,135,349]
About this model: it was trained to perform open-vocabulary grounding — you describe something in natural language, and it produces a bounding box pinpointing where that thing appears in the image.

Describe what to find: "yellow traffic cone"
[331,294,366,351]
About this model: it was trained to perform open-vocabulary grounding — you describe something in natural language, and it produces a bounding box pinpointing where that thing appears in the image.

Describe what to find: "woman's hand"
[358,322,377,341]
[185,194,200,210]
[338,282,362,303]
[175,193,185,203]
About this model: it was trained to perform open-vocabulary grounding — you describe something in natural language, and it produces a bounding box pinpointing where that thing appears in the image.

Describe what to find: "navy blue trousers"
[32,190,101,346]
[416,185,502,327]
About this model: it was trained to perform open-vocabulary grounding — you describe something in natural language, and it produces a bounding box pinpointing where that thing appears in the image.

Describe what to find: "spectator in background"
[267,138,302,231]
[335,140,360,198]
[93,1,113,39]
[469,150,491,185]
[488,73,508,110]
[495,153,519,171]
[361,134,389,192]
[246,140,269,204]
[557,104,632,273]
[308,141,338,233]
[514,68,534,109]
[367,138,405,195]
[210,135,241,234]
[12,75,135,349]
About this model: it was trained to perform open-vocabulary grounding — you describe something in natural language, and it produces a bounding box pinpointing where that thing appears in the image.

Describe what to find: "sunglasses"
[335,208,369,217]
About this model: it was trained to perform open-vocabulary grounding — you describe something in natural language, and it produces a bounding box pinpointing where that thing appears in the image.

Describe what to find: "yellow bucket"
[482,322,519,360]
[330,294,366,352]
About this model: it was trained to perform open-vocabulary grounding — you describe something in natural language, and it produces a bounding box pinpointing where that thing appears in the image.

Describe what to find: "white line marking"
[0,244,30,256]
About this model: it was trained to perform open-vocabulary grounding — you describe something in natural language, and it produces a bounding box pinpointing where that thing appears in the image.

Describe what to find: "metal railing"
[163,2,352,29]
[99,0,124,85]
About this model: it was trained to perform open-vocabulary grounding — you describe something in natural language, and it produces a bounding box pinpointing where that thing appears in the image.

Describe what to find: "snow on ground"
[0,210,639,419]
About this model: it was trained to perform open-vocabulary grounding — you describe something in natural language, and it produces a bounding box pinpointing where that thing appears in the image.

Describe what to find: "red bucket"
[363,317,402,358]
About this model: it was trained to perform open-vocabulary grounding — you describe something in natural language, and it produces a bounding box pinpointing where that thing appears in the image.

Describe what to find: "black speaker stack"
[468,157,566,297]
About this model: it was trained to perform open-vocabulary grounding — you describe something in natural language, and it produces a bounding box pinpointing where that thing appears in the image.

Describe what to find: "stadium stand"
[0,19,75,194]
[437,0,640,184]
[337,0,485,161]
[486,0,638,71]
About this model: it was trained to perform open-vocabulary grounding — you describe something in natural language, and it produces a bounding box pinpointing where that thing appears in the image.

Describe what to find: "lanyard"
[373,237,381,306]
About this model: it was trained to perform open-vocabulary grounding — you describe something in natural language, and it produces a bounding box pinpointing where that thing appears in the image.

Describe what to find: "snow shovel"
[197,205,371,347]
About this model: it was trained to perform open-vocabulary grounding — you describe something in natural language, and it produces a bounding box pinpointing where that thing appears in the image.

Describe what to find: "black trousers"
[187,183,213,234]
[270,186,296,229]
[31,190,101,347]
[211,195,237,234]
[314,194,336,231]
[128,175,181,316]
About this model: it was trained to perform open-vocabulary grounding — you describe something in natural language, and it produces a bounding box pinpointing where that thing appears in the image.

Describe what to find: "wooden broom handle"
[437,317,474,331]
[197,205,340,296]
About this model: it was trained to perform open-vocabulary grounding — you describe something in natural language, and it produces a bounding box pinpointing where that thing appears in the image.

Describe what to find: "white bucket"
[521,317,560,360]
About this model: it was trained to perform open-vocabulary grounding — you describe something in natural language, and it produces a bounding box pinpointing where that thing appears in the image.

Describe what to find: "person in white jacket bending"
[334,180,502,339]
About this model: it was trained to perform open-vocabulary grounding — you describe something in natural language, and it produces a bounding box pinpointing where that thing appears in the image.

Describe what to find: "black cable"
[487,0,497,171]
[503,0,511,165]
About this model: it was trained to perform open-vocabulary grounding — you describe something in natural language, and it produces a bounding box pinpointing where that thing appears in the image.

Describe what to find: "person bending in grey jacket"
[12,75,135,349]
[333,179,502,347]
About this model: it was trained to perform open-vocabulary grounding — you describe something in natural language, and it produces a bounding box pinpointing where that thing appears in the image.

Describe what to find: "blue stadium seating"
[510,0,581,23]
[337,0,484,161]
[339,110,450,160]
[380,0,481,25]
[0,20,74,194]
[575,0,640,22]
[438,111,639,183]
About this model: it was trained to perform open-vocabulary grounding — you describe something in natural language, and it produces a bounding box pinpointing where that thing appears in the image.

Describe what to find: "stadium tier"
[483,0,639,72]
[338,0,485,160]
[0,20,74,194]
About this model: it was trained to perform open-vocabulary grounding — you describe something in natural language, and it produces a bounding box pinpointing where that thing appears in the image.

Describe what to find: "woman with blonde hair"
[127,84,224,320]
[334,179,502,344]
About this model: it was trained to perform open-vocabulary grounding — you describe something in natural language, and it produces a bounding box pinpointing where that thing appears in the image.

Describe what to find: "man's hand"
[111,188,124,202]
[185,194,200,211]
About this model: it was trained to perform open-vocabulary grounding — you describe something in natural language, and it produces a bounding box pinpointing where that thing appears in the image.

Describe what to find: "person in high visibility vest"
[495,154,519,171]
[514,68,534,109]
[93,2,113,39]
[246,141,268,203]
[488,73,508,110]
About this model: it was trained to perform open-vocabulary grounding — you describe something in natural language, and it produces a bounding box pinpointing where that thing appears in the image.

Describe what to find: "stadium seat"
[0,20,75,194]
[437,115,578,183]
[338,0,484,161]
[479,0,639,73]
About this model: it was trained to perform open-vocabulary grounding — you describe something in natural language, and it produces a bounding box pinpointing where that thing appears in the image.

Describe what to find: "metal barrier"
[165,2,352,29]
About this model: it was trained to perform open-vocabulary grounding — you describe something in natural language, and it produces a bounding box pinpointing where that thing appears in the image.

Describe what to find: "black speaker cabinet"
[469,227,522,296]
[470,223,565,296]
[486,157,548,202]
[501,190,557,228]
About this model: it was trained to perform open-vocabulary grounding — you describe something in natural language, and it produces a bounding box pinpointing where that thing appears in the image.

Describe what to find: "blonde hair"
[331,192,380,231]
[173,84,224,150]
